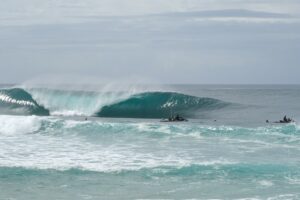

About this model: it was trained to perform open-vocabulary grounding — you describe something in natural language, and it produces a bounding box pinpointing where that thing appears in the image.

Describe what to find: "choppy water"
[0,84,300,199]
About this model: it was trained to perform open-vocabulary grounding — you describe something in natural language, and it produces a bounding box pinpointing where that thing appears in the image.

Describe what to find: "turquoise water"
[0,85,300,199]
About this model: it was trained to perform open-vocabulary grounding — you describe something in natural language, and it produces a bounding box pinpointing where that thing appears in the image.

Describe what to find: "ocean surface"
[0,84,300,200]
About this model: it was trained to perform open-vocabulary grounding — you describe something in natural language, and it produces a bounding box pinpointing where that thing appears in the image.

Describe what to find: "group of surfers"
[84,114,294,124]
[165,114,295,123]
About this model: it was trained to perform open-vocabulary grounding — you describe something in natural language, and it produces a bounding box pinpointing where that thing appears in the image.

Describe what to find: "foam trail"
[0,116,299,172]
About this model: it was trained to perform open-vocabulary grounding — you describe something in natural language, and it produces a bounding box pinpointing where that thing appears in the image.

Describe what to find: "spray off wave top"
[0,88,229,118]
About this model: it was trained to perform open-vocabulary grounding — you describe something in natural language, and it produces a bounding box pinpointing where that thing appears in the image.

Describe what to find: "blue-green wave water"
[0,88,49,116]
[0,85,300,199]
[97,92,228,118]
[0,87,229,118]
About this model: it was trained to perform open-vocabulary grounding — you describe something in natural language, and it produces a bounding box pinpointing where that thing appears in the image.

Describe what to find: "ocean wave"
[26,88,134,116]
[1,114,300,138]
[0,87,229,118]
[0,115,42,135]
[0,88,49,116]
[0,166,299,200]
[0,163,299,178]
[96,91,229,118]
[0,115,299,173]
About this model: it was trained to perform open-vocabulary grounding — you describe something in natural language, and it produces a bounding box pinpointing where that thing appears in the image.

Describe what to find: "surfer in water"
[279,115,293,123]
[177,114,187,121]
[164,114,187,122]
[266,115,294,123]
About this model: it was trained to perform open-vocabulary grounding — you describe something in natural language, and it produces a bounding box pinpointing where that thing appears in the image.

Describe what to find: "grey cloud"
[150,9,293,19]
[0,1,300,84]
[1,0,300,26]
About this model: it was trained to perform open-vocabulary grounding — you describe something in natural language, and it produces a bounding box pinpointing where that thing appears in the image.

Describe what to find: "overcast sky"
[0,0,300,84]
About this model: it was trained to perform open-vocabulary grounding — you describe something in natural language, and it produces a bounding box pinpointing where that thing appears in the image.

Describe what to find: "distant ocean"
[0,84,299,199]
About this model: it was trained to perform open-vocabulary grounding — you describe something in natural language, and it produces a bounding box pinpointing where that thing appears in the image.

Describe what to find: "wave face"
[0,88,49,116]
[0,88,229,118]
[97,92,228,118]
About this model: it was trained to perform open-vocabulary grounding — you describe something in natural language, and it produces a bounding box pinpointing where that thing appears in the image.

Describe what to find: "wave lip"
[96,92,229,118]
[0,88,229,118]
[0,88,49,116]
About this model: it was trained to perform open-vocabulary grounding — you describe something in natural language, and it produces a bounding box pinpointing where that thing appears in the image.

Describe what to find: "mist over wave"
[0,87,230,118]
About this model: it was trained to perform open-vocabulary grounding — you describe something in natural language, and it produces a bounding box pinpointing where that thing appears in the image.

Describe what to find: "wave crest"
[0,88,229,118]
[0,88,50,116]
[97,92,229,118]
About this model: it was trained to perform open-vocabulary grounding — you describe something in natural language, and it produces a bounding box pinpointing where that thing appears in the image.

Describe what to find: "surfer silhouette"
[266,115,294,123]
[161,113,187,122]
[172,114,186,121]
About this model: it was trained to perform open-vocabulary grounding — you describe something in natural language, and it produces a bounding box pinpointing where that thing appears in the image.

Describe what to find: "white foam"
[63,119,91,128]
[258,180,274,187]
[161,101,177,108]
[51,110,86,116]
[0,115,41,135]
[267,194,299,200]
[133,123,205,139]
[0,117,237,172]
[285,176,300,185]
[0,117,298,175]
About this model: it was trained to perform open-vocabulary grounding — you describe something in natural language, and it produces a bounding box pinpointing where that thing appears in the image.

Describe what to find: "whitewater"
[0,84,300,200]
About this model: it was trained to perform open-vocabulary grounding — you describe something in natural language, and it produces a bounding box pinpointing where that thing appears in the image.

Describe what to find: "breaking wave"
[96,92,229,118]
[0,88,229,118]
[0,88,49,116]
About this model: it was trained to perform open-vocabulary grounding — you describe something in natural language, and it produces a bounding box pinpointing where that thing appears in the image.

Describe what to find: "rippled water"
[0,84,300,199]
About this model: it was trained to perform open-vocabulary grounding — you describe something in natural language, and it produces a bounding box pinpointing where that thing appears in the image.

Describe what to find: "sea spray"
[0,88,229,118]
